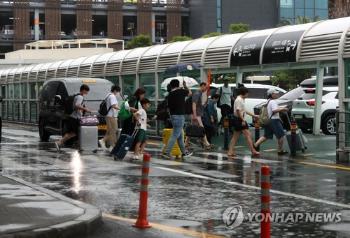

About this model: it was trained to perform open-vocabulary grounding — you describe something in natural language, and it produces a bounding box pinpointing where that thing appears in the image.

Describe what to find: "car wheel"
[321,114,336,135]
[39,119,50,142]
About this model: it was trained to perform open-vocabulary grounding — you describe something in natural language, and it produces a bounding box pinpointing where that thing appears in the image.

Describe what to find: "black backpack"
[64,94,80,115]
[98,94,112,116]
[156,97,169,121]
[185,97,193,115]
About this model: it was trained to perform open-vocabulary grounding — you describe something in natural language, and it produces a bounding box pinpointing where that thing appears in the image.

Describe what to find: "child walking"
[133,98,151,160]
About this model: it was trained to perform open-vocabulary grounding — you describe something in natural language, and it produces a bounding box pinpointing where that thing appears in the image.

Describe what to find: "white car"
[292,87,338,135]
[210,83,286,124]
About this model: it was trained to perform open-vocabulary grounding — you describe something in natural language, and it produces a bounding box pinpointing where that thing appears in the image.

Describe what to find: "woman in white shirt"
[227,86,260,158]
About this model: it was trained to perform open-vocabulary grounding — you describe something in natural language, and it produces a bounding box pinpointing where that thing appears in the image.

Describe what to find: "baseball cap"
[267,88,279,96]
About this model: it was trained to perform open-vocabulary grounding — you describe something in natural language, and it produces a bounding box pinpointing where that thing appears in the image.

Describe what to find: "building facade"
[0,0,190,58]
[329,0,350,19]
[279,0,329,24]
[189,0,279,38]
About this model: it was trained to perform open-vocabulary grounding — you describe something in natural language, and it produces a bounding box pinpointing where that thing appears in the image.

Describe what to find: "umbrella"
[164,63,201,75]
[161,76,198,89]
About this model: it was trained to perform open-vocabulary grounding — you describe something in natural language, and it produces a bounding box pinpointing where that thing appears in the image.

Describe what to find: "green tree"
[126,34,152,49]
[271,69,315,90]
[170,35,192,42]
[202,32,222,38]
[228,23,250,34]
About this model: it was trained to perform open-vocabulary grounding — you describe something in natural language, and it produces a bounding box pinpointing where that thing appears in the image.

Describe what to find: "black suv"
[38,78,112,142]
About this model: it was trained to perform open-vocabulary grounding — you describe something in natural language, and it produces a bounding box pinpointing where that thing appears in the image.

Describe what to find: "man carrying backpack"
[99,85,121,151]
[55,84,91,151]
[217,77,234,119]
[254,88,288,155]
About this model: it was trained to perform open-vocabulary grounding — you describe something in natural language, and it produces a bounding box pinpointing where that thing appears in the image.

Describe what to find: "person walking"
[162,79,193,159]
[254,88,289,155]
[191,82,212,149]
[227,86,260,158]
[133,98,151,160]
[55,84,91,151]
[217,77,234,119]
[121,88,146,135]
[202,94,219,144]
[99,85,121,151]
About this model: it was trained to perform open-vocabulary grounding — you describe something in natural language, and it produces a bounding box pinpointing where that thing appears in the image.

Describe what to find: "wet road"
[0,124,349,237]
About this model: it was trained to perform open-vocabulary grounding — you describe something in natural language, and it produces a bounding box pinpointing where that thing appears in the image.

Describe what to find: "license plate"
[294,114,303,119]
[98,124,107,130]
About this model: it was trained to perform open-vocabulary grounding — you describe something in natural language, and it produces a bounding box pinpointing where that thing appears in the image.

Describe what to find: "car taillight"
[306,99,325,106]
[304,88,315,93]
[306,99,315,106]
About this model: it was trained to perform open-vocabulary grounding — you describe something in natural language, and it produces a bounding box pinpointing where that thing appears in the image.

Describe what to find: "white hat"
[267,88,279,96]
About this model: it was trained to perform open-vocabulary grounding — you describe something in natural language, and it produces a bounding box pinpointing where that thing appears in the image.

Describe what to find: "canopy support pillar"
[236,71,243,86]
[313,65,324,135]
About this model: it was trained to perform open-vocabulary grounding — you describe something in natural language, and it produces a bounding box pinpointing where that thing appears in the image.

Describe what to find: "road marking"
[102,213,225,238]
[155,166,350,209]
[298,161,350,172]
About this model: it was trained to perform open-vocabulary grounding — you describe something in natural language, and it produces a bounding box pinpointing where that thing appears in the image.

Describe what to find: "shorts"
[264,119,285,140]
[135,129,147,143]
[65,117,80,135]
[231,115,249,131]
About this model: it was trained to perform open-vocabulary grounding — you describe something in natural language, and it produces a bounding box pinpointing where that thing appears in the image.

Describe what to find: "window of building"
[280,0,293,8]
[315,9,328,19]
[122,75,136,98]
[61,14,77,40]
[155,15,166,43]
[123,16,137,37]
[139,73,156,100]
[216,0,222,32]
[92,15,107,38]
[315,0,328,9]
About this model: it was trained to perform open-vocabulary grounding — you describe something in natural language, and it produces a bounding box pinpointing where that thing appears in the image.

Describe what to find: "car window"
[56,82,68,101]
[40,81,59,102]
[246,88,267,99]
[67,82,112,101]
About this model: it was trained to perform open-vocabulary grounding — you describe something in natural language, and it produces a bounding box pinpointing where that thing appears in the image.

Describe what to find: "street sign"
[231,35,267,66]
[262,30,305,64]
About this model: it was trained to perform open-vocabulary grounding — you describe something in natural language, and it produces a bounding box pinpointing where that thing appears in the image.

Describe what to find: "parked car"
[38,78,112,142]
[210,83,286,124]
[292,87,338,135]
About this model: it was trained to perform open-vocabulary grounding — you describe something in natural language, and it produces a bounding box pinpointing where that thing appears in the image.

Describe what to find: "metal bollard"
[223,117,230,150]
[254,118,260,151]
[290,119,297,156]
[134,153,152,229]
[261,165,271,238]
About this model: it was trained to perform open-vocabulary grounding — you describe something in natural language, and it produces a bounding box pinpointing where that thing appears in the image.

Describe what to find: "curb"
[1,175,102,238]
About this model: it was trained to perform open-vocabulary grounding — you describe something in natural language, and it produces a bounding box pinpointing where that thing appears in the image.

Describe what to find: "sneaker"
[54,142,60,152]
[278,150,288,155]
[99,139,107,150]
[161,153,171,159]
[182,151,193,158]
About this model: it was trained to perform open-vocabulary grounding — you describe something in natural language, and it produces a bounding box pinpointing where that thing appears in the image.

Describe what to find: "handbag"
[185,125,205,138]
[79,116,99,126]
[118,100,132,121]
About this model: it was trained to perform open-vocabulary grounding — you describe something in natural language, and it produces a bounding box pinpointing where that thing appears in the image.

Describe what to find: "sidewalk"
[0,175,101,238]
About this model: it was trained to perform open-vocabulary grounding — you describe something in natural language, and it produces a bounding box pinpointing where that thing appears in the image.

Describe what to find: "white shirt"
[136,108,147,131]
[219,86,232,106]
[267,100,280,120]
[106,93,118,118]
[71,94,84,119]
[234,95,246,118]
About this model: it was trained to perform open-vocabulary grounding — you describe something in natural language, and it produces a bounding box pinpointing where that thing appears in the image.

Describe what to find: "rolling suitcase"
[111,130,137,160]
[285,114,308,153]
[79,116,99,151]
[162,128,182,158]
